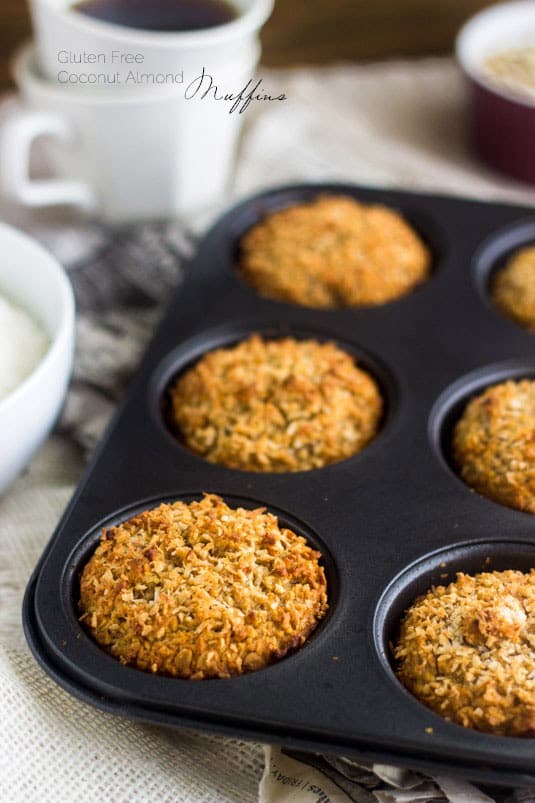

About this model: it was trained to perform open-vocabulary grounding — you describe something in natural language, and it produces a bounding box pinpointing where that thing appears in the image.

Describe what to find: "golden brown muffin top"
[80,494,328,679]
[492,245,535,331]
[168,334,383,473]
[239,195,431,308]
[452,379,535,514]
[395,569,535,736]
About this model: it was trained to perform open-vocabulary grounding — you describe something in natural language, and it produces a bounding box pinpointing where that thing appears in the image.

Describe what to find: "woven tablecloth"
[1,58,535,803]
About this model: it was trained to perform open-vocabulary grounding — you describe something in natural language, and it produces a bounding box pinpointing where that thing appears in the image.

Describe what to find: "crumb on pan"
[492,245,535,331]
[79,494,328,679]
[395,569,535,736]
[168,334,383,473]
[452,379,535,514]
[239,195,431,308]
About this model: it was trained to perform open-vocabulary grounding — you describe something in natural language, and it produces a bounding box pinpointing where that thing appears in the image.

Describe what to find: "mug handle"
[0,108,96,211]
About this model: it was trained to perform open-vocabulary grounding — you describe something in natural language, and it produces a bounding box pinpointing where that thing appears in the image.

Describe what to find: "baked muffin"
[168,334,383,472]
[452,379,535,514]
[395,569,535,736]
[492,245,535,331]
[79,494,328,679]
[239,195,431,308]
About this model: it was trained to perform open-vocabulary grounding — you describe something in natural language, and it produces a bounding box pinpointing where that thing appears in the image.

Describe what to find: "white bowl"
[0,222,75,494]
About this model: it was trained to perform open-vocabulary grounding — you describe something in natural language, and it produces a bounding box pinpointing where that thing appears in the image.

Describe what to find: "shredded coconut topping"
[239,195,430,308]
[485,47,535,99]
[79,494,328,679]
[395,569,535,736]
[453,379,535,514]
[169,334,383,473]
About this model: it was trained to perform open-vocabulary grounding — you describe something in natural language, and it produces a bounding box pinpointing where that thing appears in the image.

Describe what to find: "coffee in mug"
[72,0,238,32]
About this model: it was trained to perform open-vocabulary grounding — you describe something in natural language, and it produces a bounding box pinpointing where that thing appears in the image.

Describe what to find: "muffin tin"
[23,183,535,787]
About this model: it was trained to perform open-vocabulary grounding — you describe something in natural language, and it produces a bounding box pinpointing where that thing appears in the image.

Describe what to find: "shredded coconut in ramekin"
[485,47,535,98]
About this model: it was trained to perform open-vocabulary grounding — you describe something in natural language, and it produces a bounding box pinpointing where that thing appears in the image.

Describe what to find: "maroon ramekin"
[457,1,535,184]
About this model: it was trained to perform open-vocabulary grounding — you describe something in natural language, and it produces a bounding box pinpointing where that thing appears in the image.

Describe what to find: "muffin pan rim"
[20,580,535,788]
[21,584,535,787]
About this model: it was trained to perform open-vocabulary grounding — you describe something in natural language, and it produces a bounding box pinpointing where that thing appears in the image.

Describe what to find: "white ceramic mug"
[0,42,260,221]
[30,0,273,87]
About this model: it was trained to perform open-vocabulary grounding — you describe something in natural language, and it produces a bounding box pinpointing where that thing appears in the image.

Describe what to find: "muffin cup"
[429,357,535,513]
[48,494,338,682]
[152,321,398,472]
[374,540,535,736]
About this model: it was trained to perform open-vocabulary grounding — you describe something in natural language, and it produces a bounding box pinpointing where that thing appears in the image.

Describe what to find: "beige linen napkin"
[2,57,535,802]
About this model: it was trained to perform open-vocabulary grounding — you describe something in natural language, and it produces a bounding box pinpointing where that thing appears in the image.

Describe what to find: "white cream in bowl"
[0,223,75,494]
[0,293,50,402]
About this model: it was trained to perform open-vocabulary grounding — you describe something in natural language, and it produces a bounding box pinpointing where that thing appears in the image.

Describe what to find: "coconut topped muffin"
[395,569,535,736]
[452,379,535,514]
[79,494,328,679]
[492,245,535,331]
[239,195,431,308]
[168,334,383,472]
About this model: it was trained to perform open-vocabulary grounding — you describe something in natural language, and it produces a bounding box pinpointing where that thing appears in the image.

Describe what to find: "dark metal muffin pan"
[23,183,535,787]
